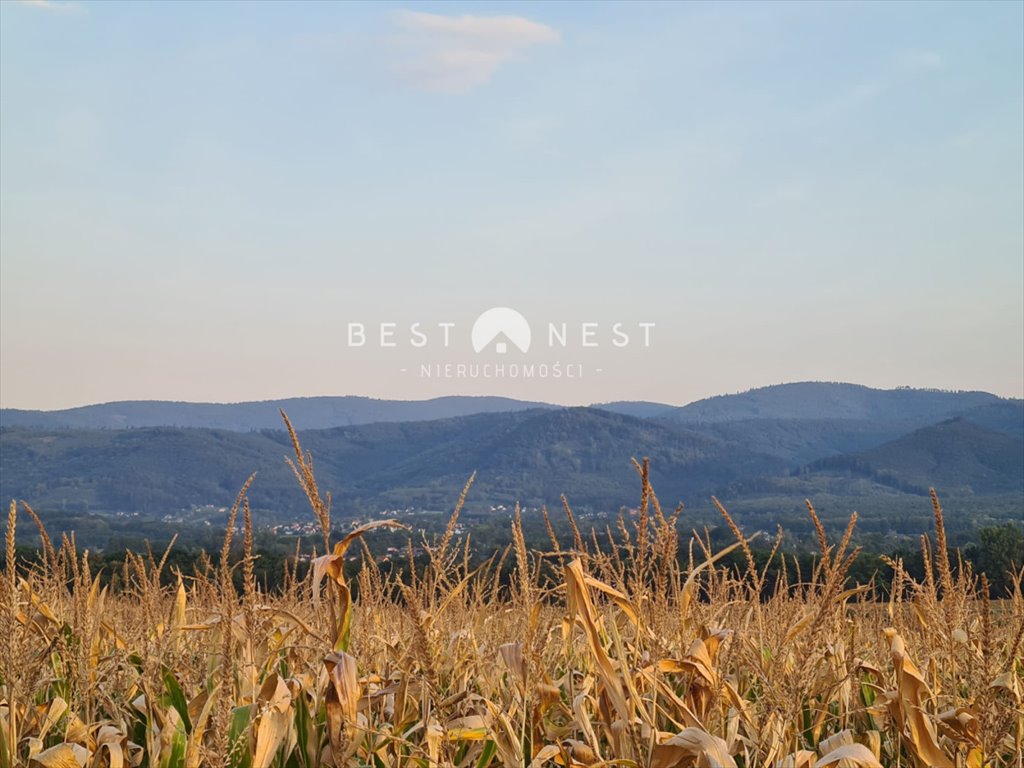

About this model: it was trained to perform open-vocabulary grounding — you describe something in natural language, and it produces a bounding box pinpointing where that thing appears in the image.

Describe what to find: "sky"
[1,0,1022,409]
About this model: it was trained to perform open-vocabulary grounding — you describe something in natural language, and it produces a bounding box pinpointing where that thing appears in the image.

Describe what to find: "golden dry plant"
[1,412,1022,768]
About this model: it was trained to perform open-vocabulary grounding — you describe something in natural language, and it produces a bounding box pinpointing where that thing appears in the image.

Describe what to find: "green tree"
[974,524,1024,595]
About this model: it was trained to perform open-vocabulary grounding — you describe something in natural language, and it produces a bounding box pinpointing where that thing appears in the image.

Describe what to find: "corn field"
[2,414,1022,768]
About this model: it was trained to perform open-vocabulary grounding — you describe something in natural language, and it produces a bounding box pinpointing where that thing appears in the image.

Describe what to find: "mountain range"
[0,395,556,431]
[2,383,1021,524]
[3,382,1011,432]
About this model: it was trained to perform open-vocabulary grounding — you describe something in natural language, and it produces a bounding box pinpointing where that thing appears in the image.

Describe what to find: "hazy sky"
[1,0,1022,409]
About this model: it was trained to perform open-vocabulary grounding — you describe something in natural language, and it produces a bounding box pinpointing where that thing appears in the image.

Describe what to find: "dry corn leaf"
[560,739,598,764]
[528,744,562,767]
[785,611,815,642]
[485,701,525,766]
[185,685,218,768]
[93,727,126,768]
[564,559,632,727]
[937,706,980,745]
[650,727,736,768]
[252,673,293,768]
[813,743,883,768]
[64,711,92,750]
[816,730,854,756]
[324,651,361,763]
[36,697,68,742]
[779,750,816,768]
[29,743,88,768]
[582,574,640,627]
[862,731,880,761]
[680,638,717,688]
[499,642,527,686]
[990,671,1020,699]
[883,629,954,768]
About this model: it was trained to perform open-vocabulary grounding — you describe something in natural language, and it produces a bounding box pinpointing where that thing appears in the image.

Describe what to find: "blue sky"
[1,0,1022,408]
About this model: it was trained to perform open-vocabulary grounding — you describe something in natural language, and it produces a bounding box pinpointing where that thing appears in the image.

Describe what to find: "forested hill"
[2,383,1020,529]
[0,395,554,431]
[0,408,786,514]
[660,382,1006,423]
[2,403,1021,520]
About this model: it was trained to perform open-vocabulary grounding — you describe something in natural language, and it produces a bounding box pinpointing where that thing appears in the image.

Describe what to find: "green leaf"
[162,667,192,735]
[331,582,352,653]
[158,707,188,768]
[228,704,254,768]
[475,740,497,768]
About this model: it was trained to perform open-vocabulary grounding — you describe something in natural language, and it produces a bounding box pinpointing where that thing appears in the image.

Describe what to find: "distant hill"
[663,382,1006,424]
[654,383,1021,467]
[680,417,917,466]
[959,401,1024,440]
[3,383,1020,526]
[318,407,785,509]
[0,408,786,515]
[5,384,1017,441]
[0,395,554,431]
[590,401,677,418]
[672,401,1024,468]
[0,426,304,515]
[804,419,1024,496]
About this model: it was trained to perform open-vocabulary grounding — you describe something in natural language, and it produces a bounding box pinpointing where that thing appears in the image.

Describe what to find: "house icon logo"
[471,307,531,354]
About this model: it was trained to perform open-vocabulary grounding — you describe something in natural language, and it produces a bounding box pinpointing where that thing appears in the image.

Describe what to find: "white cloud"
[391,10,560,93]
